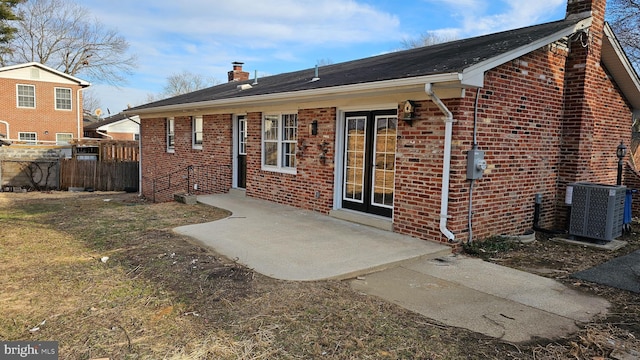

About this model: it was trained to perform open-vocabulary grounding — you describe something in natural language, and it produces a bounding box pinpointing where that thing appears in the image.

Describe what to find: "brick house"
[0,62,90,144]
[128,0,640,244]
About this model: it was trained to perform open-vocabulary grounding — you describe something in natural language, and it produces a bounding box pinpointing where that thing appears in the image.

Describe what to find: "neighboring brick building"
[0,62,90,144]
[128,0,640,244]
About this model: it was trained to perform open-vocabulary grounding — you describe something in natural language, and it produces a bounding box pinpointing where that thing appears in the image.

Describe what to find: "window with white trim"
[55,87,72,110]
[262,112,297,172]
[192,116,203,149]
[19,132,37,144]
[17,84,35,108]
[166,117,175,152]
[56,133,73,145]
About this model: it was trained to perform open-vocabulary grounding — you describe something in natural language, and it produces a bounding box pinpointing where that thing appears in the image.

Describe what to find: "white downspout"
[77,89,83,139]
[0,120,9,139]
[425,83,456,243]
[138,128,142,197]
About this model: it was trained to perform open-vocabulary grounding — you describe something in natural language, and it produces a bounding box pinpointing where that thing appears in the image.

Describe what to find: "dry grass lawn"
[0,191,638,359]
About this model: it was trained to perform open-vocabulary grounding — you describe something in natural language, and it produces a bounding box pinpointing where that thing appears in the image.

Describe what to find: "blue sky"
[81,0,567,115]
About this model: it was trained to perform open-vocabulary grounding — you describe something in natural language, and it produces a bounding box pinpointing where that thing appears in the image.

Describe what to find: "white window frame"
[192,116,203,150]
[261,112,297,174]
[54,87,72,110]
[56,133,73,145]
[19,132,37,144]
[166,117,175,153]
[17,84,35,108]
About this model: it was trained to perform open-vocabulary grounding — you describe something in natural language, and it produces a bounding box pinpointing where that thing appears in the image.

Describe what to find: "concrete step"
[329,209,393,231]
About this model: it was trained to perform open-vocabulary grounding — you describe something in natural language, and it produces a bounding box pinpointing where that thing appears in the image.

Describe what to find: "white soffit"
[602,23,640,110]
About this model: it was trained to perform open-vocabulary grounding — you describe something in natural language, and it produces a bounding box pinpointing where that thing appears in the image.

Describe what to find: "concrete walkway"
[174,193,610,343]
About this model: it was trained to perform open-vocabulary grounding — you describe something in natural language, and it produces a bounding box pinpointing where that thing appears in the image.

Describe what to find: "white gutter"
[0,120,9,139]
[425,83,456,243]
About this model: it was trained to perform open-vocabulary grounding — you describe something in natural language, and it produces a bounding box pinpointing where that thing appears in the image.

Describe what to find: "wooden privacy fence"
[60,159,139,191]
[70,139,139,161]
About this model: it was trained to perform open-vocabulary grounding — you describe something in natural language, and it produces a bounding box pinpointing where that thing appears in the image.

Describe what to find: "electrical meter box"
[467,149,486,180]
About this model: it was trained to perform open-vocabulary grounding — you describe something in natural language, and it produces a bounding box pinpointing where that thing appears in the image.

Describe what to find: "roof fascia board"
[96,118,138,130]
[461,18,593,87]
[603,23,640,110]
[0,62,91,86]
[129,72,463,115]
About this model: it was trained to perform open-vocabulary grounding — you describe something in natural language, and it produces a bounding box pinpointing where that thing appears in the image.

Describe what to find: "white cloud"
[86,0,401,46]
[424,0,566,36]
[80,0,403,107]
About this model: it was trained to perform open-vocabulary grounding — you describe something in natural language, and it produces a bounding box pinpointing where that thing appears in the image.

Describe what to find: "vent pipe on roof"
[310,65,320,82]
[252,70,258,85]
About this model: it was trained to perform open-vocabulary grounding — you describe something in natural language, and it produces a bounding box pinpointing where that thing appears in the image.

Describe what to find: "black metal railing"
[151,164,231,202]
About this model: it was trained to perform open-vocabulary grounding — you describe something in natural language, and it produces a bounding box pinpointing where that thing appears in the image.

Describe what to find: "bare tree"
[162,71,219,97]
[5,0,136,85]
[81,88,102,116]
[145,71,219,103]
[608,0,640,71]
[401,32,458,49]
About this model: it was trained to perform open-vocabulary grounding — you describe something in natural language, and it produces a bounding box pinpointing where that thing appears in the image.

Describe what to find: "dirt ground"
[0,191,638,359]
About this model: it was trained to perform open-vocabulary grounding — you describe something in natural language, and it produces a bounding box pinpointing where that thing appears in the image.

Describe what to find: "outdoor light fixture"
[616,141,627,185]
[402,100,416,126]
[311,120,318,136]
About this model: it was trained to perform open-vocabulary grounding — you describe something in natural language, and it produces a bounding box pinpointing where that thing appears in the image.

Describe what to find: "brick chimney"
[558,0,609,221]
[228,62,250,82]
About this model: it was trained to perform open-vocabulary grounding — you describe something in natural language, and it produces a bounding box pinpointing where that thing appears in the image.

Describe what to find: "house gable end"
[0,62,90,87]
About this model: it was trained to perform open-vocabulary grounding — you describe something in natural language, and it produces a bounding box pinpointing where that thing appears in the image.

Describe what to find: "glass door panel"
[344,116,367,203]
[372,116,397,208]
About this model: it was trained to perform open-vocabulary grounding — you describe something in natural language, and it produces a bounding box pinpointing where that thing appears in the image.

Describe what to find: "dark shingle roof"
[130,18,585,111]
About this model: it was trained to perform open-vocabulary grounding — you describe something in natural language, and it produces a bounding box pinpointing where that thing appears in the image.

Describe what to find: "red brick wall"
[140,114,232,202]
[394,101,447,240]
[245,108,336,213]
[141,109,337,210]
[0,78,84,142]
[394,46,570,243]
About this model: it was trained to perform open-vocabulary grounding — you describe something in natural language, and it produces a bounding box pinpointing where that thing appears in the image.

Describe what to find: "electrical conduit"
[425,83,456,243]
